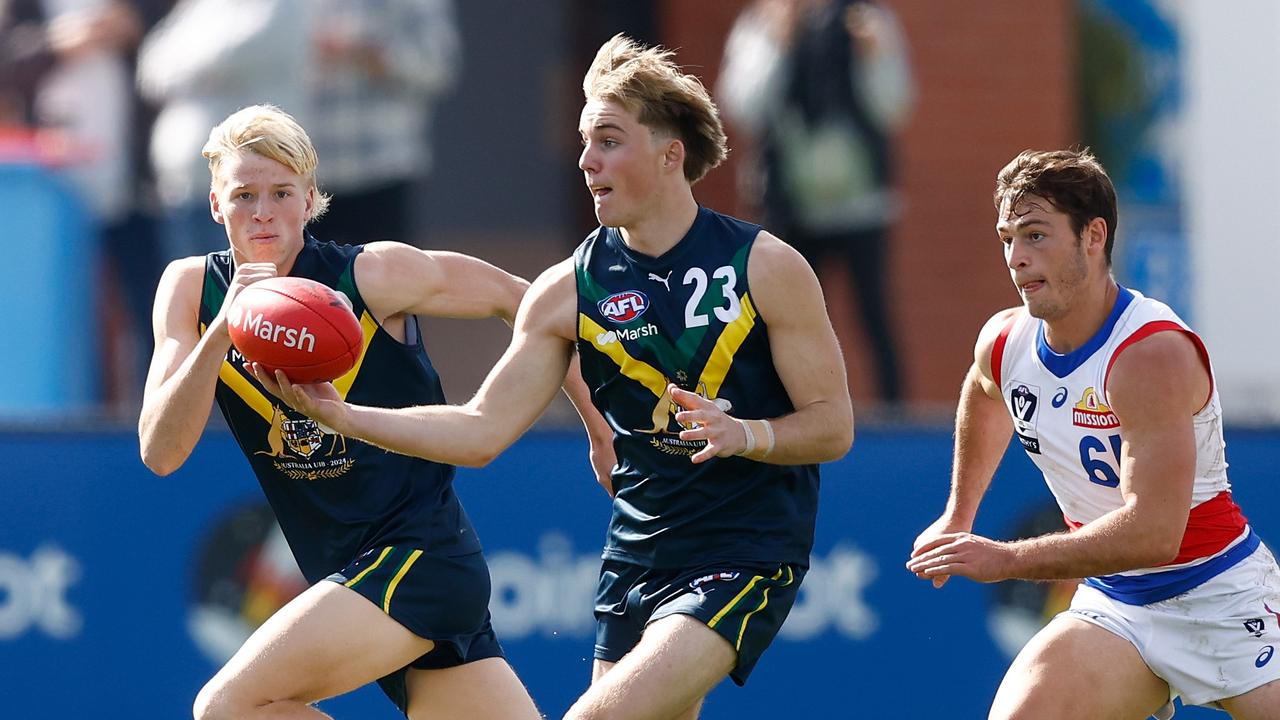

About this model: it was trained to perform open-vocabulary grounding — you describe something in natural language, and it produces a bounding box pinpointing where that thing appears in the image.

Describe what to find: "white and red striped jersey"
[993,286,1255,605]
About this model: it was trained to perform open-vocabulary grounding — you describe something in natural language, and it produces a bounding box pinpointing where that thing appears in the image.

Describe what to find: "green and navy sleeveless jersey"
[200,237,482,583]
[575,206,820,569]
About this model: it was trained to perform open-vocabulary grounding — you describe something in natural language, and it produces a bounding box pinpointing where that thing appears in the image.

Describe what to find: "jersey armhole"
[1103,320,1214,412]
[990,315,1018,389]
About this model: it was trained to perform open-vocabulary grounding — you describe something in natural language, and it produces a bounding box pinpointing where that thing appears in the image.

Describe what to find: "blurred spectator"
[719,0,913,405]
[304,0,459,246]
[17,0,167,412]
[33,0,140,226]
[137,0,310,262]
[0,0,54,125]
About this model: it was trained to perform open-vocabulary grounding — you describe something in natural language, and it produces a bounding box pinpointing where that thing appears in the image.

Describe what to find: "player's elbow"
[1148,532,1185,566]
[140,445,184,476]
[453,447,500,468]
[450,434,514,468]
[834,422,855,458]
[818,411,855,462]
[1132,528,1184,567]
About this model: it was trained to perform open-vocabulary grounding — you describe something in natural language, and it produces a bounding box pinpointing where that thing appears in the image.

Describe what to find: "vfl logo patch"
[1011,385,1039,423]
[1009,382,1042,454]
[1245,618,1266,638]
[598,290,649,324]
[1072,387,1120,429]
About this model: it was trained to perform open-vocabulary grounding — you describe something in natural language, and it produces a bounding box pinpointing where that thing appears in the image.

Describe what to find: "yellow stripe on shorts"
[382,549,424,613]
[707,565,786,630]
[734,565,795,650]
[344,547,393,588]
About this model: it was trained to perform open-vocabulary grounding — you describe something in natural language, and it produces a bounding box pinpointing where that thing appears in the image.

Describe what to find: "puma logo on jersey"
[647,270,673,291]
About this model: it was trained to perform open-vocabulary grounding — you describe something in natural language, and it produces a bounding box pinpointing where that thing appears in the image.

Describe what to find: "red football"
[227,277,362,383]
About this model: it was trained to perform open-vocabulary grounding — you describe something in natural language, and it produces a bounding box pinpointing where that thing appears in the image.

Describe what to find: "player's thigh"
[1219,678,1280,720]
[568,614,734,720]
[591,657,704,720]
[592,658,615,683]
[404,657,540,720]
[201,581,434,707]
[990,616,1169,720]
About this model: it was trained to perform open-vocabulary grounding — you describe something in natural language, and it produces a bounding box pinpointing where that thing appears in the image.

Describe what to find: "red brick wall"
[660,0,1078,412]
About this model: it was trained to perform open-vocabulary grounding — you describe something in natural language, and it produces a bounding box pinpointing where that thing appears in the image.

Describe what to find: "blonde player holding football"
[139,104,611,719]
[908,149,1280,720]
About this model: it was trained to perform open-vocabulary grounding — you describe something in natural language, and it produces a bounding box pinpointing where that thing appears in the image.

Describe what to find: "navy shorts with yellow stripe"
[325,547,504,714]
[593,559,804,685]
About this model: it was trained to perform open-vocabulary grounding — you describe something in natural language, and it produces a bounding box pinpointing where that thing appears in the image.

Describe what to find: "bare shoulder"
[748,230,812,282]
[156,256,207,309]
[516,258,578,341]
[354,240,436,284]
[747,230,821,322]
[1107,329,1208,417]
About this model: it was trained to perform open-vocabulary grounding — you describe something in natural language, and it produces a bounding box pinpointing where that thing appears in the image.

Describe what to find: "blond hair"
[583,34,728,184]
[202,104,330,222]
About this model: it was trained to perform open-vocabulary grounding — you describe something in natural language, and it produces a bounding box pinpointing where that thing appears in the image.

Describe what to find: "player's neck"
[1041,277,1120,353]
[618,191,699,258]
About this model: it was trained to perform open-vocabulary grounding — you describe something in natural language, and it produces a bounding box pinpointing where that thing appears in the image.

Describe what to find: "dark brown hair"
[995,148,1118,265]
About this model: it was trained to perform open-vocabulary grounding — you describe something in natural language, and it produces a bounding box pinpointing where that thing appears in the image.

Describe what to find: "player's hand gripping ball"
[227,277,362,383]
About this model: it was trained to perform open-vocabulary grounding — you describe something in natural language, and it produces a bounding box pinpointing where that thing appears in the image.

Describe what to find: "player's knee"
[192,677,245,720]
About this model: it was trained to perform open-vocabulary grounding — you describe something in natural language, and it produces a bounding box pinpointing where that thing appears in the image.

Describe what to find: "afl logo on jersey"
[598,290,650,324]
[1072,387,1120,429]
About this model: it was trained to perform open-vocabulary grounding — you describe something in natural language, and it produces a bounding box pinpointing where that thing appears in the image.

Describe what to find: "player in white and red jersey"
[908,148,1280,720]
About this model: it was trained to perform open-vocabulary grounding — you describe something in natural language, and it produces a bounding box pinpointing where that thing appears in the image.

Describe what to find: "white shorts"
[1062,542,1280,718]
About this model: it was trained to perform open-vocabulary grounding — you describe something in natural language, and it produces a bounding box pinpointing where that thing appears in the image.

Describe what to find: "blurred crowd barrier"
[0,160,96,419]
[2,427,1266,718]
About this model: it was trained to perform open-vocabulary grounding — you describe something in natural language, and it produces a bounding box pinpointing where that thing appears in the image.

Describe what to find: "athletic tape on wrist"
[736,418,756,456]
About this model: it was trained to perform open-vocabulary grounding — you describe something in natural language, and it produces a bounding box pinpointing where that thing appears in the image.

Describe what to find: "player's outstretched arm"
[139,258,278,475]
[674,231,853,465]
[355,241,529,325]
[254,260,580,467]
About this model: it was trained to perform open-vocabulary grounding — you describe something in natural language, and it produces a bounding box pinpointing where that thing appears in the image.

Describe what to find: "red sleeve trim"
[1104,321,1214,411]
[990,316,1017,390]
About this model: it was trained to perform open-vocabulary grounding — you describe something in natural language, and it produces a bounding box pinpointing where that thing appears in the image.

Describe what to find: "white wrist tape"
[737,418,757,456]
[759,419,775,457]
[735,419,775,458]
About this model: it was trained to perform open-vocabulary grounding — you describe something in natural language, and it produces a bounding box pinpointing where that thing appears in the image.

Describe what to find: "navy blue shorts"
[593,559,805,685]
[325,547,505,714]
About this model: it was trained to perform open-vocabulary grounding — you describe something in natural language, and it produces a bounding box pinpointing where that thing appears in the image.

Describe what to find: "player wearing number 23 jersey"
[575,205,819,684]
